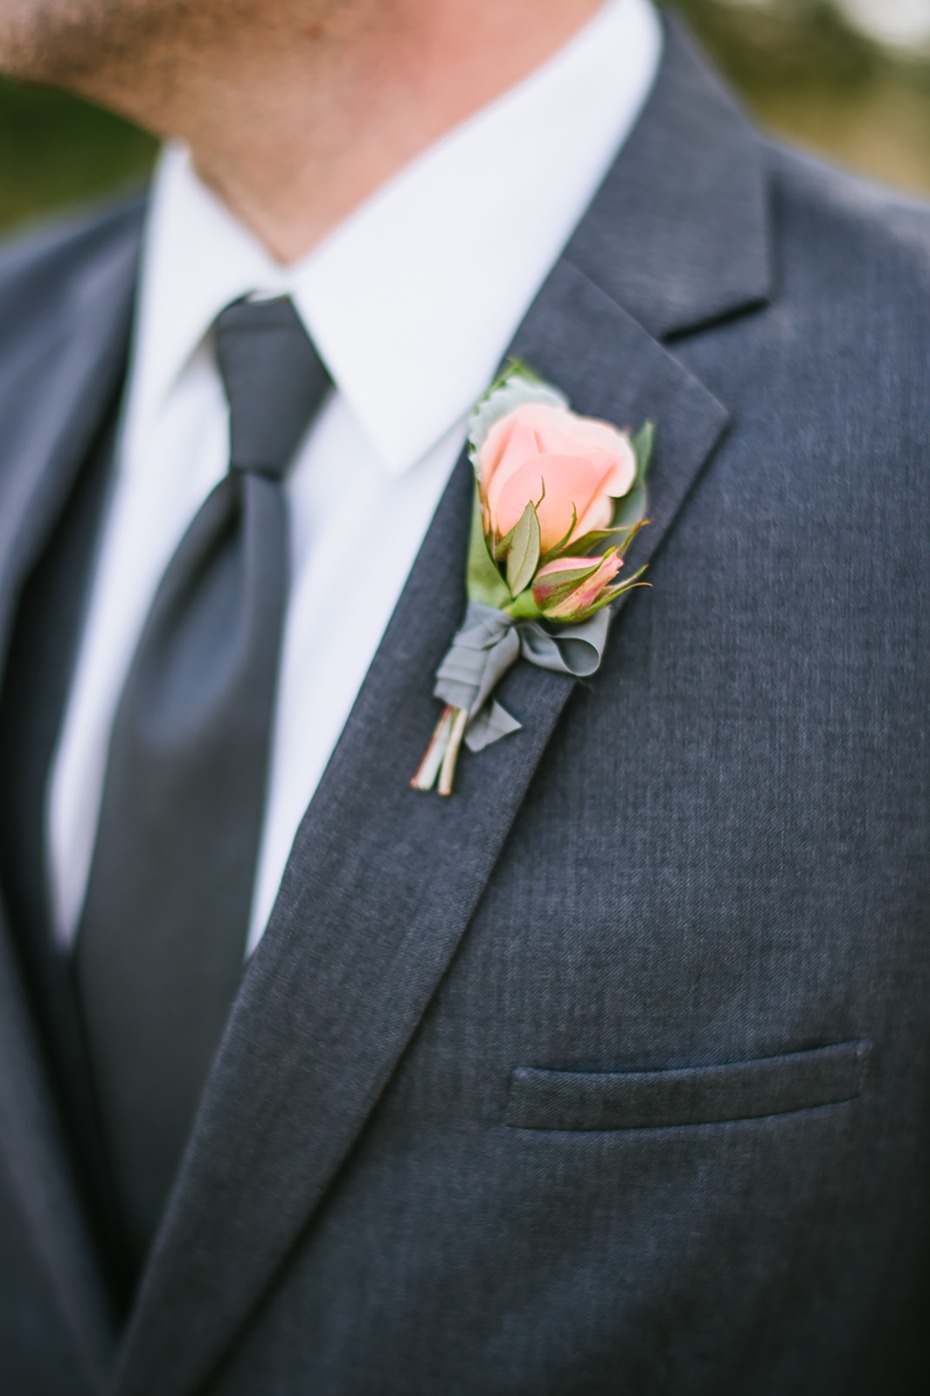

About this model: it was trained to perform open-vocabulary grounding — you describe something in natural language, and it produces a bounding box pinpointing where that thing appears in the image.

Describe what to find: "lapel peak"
[566,12,771,342]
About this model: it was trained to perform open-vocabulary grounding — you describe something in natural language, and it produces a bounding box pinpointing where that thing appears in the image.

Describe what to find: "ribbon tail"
[464,699,522,753]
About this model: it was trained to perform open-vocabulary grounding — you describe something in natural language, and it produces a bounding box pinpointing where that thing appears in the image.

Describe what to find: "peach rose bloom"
[477,403,636,553]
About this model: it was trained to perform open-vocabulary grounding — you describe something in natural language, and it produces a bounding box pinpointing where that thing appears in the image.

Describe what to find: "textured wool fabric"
[0,14,928,1396]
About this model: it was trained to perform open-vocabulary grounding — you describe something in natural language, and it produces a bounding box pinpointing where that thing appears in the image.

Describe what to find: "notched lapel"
[509,259,730,587]
[114,223,733,1396]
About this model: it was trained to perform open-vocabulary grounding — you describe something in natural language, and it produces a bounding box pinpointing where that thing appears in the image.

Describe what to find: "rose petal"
[478,413,538,489]
[535,555,602,578]
[513,405,636,496]
[478,402,637,544]
[490,452,609,552]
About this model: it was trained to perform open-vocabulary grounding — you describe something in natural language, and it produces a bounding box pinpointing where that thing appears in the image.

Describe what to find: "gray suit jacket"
[0,17,927,1395]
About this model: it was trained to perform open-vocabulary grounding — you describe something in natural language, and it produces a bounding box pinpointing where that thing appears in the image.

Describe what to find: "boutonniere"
[411,362,654,795]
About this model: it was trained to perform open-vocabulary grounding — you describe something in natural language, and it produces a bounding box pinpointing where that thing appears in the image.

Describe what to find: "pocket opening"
[505,1039,872,1131]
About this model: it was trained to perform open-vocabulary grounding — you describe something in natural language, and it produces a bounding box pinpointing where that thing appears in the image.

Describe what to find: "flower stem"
[438,707,469,796]
[410,705,455,791]
[503,591,543,621]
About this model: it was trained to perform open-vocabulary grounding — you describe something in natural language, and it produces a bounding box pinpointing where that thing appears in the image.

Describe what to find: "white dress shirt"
[48,0,662,956]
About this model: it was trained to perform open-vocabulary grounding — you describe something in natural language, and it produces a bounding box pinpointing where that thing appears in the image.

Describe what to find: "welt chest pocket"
[506,1040,872,1131]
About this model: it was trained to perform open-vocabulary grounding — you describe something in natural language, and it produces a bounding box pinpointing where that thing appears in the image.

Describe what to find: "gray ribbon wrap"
[433,600,611,753]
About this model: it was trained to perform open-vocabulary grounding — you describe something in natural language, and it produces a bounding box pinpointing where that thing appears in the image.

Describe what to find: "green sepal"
[501,478,546,567]
[631,420,655,479]
[567,565,650,622]
[476,358,546,430]
[506,501,541,598]
[615,517,649,557]
[557,521,642,558]
[611,421,654,532]
[465,483,511,609]
[611,480,648,532]
[533,556,606,608]
[496,356,544,390]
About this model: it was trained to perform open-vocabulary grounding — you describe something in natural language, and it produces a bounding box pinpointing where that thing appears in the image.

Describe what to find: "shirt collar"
[128,0,661,476]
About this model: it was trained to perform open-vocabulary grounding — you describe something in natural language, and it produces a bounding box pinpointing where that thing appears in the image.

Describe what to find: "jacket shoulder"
[0,191,147,337]
[763,139,930,311]
[756,139,930,432]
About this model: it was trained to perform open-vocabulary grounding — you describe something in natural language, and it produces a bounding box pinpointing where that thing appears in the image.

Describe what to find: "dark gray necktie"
[75,296,330,1266]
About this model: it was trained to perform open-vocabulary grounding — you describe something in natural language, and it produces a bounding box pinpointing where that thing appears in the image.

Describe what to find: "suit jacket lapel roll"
[0,200,143,1389]
[113,19,771,1395]
[0,207,141,641]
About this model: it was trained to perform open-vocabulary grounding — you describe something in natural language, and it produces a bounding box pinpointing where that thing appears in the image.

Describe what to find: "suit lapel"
[0,202,144,1387]
[114,18,770,1394]
[0,209,142,640]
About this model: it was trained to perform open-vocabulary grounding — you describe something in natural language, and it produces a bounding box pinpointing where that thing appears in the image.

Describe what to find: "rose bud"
[477,402,635,554]
[532,551,623,622]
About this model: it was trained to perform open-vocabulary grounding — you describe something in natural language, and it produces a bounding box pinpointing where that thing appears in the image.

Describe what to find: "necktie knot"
[214,296,330,479]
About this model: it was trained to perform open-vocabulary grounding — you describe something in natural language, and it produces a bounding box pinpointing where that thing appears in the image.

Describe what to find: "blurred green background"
[0,0,927,235]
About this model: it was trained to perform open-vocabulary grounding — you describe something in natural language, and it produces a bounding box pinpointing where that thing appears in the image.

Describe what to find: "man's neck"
[90,0,607,264]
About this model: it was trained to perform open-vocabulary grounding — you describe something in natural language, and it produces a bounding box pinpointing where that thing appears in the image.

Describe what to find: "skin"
[0,0,604,262]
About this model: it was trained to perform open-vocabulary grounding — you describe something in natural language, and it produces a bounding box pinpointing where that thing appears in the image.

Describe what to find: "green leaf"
[506,501,541,597]
[609,421,654,532]
[465,484,511,609]
[494,520,518,562]
[631,420,655,481]
[502,356,544,387]
[558,525,624,558]
[480,358,537,407]
[612,480,648,532]
[616,517,649,558]
[556,518,644,558]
